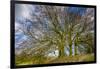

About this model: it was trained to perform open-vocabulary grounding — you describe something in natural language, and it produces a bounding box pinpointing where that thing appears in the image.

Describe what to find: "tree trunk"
[75,33,78,55]
[68,29,73,56]
[69,45,72,56]
[58,42,65,58]
[75,46,77,55]
[59,47,65,58]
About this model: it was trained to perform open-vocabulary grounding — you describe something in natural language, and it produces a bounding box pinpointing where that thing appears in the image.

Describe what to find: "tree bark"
[69,45,72,56]
[75,46,77,55]
[58,41,65,58]
[59,47,65,58]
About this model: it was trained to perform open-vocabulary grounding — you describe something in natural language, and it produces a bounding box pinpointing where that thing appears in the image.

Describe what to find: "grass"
[16,53,94,66]
[48,54,94,63]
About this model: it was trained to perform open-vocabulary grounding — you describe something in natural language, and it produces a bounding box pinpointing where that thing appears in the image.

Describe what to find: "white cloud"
[21,5,31,18]
[15,21,20,30]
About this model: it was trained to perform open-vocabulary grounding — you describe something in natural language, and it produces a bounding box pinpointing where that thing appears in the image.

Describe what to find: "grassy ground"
[16,53,94,66]
[48,54,94,63]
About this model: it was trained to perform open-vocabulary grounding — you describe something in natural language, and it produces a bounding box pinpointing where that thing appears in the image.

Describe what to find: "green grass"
[16,53,95,66]
[48,54,94,63]
[79,54,94,61]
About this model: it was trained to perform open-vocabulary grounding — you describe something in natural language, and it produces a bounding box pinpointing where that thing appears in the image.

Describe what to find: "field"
[16,54,94,65]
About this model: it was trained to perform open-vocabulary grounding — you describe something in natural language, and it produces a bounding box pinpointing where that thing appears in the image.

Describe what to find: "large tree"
[15,5,94,59]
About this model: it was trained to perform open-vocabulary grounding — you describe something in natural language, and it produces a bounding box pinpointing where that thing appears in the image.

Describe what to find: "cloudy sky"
[15,4,88,55]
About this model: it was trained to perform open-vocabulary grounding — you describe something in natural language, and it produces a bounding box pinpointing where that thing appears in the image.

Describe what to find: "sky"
[67,7,86,15]
[15,4,87,55]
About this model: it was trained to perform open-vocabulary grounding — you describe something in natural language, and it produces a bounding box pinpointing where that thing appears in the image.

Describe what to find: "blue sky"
[68,7,86,15]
